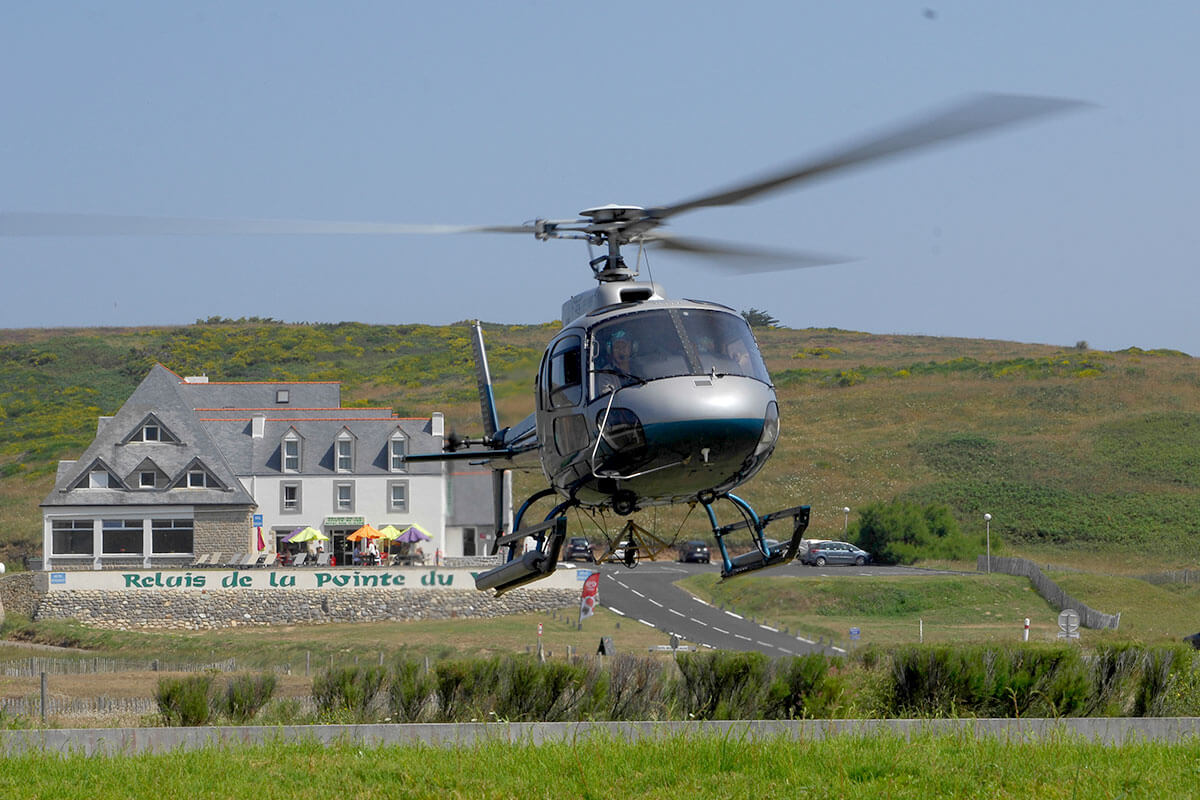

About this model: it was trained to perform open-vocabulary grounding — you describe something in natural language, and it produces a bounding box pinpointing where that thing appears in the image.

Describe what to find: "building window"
[336,438,353,473]
[52,520,93,555]
[152,519,193,554]
[139,471,156,489]
[187,469,211,488]
[102,519,143,554]
[283,436,300,472]
[388,480,409,513]
[142,423,160,441]
[282,483,301,513]
[389,434,407,472]
[276,389,290,404]
[335,482,355,511]
[88,470,109,488]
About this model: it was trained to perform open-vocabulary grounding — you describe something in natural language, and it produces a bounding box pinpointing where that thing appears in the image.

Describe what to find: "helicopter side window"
[547,335,583,409]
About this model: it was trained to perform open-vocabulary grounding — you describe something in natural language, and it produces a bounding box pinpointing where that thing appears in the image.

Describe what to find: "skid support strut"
[702,494,811,579]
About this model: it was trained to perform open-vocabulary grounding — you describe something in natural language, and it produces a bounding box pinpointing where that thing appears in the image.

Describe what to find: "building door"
[462,527,477,557]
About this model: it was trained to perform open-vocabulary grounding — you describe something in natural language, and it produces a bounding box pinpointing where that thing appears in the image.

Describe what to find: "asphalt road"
[592,559,941,657]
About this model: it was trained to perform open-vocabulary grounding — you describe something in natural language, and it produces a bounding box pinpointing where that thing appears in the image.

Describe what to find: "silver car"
[800,540,871,567]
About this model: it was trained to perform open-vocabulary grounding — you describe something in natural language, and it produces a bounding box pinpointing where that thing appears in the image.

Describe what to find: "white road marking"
[668,609,685,617]
[713,627,730,635]
[631,590,645,598]
[734,634,751,641]
[756,641,773,648]
[610,608,625,616]
[759,624,779,632]
[795,636,814,644]
[725,611,744,619]
[690,619,708,627]
[778,647,794,655]
[648,598,663,607]
[638,619,656,628]
[692,597,711,606]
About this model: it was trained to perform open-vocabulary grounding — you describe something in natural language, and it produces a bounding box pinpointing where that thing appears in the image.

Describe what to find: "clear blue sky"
[3,2,1197,354]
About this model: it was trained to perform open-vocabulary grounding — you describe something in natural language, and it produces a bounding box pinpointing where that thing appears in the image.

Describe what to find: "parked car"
[677,540,711,563]
[607,539,636,563]
[564,536,594,562]
[800,540,871,567]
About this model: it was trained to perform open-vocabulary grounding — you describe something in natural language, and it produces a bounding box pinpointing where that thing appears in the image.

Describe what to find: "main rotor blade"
[644,232,853,273]
[0,212,533,237]
[652,93,1088,220]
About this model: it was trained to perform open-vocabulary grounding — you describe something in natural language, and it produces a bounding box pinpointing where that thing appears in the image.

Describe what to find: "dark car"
[677,540,711,563]
[564,536,594,562]
[800,540,871,567]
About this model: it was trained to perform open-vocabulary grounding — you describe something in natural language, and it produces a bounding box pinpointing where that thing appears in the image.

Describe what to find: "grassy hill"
[2,320,1198,569]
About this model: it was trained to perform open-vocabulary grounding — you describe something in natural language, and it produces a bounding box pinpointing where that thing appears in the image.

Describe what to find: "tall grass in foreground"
[2,734,1198,799]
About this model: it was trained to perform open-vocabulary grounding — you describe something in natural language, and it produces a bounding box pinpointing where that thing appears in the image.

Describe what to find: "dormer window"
[282,433,301,473]
[174,460,223,490]
[389,431,407,472]
[336,433,354,473]
[139,471,156,489]
[124,415,179,444]
[89,470,109,488]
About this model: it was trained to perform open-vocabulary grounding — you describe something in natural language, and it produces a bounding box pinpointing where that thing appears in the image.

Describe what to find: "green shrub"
[764,653,840,719]
[154,675,214,726]
[675,650,770,720]
[312,665,386,720]
[852,500,978,565]
[387,657,436,723]
[217,673,277,723]
[883,644,1089,718]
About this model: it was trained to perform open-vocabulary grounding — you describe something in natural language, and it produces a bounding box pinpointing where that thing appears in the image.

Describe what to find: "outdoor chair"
[241,553,261,567]
[226,553,247,567]
[259,553,277,568]
[315,553,331,566]
[206,553,222,568]
[190,553,211,567]
[290,552,308,567]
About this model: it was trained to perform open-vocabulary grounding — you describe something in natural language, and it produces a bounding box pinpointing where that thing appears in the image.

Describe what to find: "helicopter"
[1,93,1084,594]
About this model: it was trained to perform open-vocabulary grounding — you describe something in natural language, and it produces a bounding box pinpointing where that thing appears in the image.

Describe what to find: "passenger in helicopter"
[725,338,752,371]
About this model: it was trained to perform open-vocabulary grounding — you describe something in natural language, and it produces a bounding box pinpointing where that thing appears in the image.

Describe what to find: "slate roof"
[43,365,452,511]
[42,364,256,508]
[200,416,443,476]
[176,378,341,410]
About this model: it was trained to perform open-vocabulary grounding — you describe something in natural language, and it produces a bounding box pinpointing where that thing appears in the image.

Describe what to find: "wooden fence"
[978,555,1121,630]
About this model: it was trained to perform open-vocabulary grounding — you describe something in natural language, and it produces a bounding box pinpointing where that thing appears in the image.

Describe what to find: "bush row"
[155,643,1200,725]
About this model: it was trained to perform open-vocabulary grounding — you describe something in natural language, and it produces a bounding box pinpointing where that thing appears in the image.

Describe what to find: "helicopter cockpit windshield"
[589,308,769,398]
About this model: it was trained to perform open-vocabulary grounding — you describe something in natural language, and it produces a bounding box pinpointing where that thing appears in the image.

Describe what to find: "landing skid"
[702,494,811,579]
[474,489,572,596]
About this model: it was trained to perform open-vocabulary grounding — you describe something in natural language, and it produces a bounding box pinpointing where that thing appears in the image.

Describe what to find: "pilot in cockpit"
[594,329,638,394]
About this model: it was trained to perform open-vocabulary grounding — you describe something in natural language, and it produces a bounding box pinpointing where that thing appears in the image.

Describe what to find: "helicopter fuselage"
[524,293,779,514]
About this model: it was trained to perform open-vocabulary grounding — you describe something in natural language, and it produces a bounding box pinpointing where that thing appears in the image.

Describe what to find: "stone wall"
[194,507,254,558]
[0,572,39,619]
[31,586,576,631]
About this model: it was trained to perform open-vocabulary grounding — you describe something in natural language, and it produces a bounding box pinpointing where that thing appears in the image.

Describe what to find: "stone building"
[40,364,495,569]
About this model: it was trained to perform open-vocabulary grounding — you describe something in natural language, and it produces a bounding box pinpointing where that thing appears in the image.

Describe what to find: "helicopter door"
[540,333,590,461]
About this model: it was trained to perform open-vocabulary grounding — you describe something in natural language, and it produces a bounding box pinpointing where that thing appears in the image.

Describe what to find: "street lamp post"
[984,513,992,574]
[843,507,850,534]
